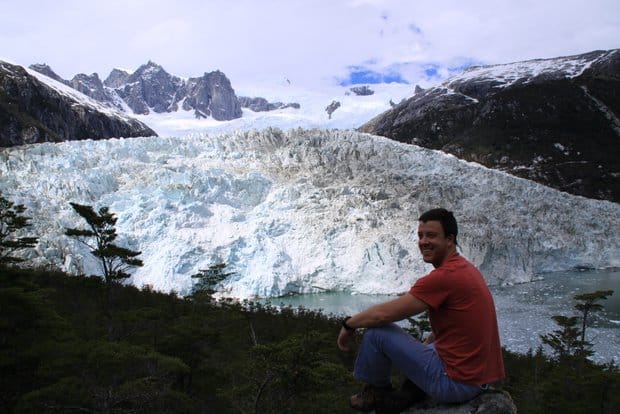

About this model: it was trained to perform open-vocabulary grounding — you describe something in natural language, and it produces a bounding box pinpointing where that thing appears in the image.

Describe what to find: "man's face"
[417,220,454,268]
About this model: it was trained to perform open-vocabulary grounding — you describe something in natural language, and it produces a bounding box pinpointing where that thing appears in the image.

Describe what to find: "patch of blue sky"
[449,60,480,74]
[423,59,481,80]
[339,58,482,86]
[424,65,439,78]
[340,66,408,86]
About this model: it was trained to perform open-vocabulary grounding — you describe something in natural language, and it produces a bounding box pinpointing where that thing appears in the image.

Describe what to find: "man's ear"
[446,233,455,245]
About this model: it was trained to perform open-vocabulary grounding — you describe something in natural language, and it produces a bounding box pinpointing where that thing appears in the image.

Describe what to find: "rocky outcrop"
[183,70,242,120]
[0,61,157,147]
[326,100,341,119]
[69,73,116,107]
[350,85,375,96]
[238,96,300,112]
[360,49,620,203]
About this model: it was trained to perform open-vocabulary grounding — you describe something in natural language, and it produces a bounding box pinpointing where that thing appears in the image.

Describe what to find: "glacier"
[1,128,619,298]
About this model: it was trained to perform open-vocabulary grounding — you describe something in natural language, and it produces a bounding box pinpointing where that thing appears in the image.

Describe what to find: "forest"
[1,193,618,413]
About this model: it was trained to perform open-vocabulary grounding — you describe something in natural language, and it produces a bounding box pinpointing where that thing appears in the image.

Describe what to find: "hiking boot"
[350,383,394,412]
[375,379,427,414]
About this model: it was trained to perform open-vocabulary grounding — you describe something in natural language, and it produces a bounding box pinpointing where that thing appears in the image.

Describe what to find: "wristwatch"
[341,316,356,332]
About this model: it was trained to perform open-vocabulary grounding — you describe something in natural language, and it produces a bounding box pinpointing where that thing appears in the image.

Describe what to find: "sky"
[1,0,619,90]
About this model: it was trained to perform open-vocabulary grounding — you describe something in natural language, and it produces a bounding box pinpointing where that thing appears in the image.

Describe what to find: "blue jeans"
[353,323,482,403]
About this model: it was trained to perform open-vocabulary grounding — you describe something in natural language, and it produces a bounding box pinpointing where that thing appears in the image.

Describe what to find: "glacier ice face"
[1,128,619,298]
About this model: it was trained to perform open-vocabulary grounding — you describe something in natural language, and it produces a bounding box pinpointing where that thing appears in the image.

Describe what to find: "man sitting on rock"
[337,208,505,412]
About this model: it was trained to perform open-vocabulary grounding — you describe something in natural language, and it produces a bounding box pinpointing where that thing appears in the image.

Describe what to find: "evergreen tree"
[0,193,38,264]
[65,203,143,284]
[190,262,234,301]
[574,290,614,350]
[541,315,585,360]
[541,289,614,361]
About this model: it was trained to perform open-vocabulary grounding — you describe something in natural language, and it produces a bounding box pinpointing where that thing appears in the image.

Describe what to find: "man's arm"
[337,293,428,351]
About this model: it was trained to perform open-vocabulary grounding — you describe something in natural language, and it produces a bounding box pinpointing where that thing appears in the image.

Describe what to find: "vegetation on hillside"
[0,195,618,413]
[0,194,38,264]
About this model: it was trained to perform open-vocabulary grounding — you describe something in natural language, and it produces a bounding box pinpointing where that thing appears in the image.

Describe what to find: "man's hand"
[337,327,354,352]
[423,332,436,345]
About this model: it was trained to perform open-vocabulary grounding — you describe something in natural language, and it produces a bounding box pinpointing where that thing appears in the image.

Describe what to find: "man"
[337,208,504,412]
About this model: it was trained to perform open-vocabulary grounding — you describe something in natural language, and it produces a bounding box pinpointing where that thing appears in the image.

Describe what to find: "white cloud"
[129,19,194,57]
[0,0,618,88]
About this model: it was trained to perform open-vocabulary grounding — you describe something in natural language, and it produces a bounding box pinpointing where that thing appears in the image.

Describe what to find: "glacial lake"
[262,269,620,363]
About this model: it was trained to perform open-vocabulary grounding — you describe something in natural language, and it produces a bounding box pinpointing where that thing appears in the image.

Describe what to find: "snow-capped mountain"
[1,128,618,298]
[126,80,412,140]
[29,61,294,122]
[0,61,156,147]
[27,60,412,137]
[361,49,620,203]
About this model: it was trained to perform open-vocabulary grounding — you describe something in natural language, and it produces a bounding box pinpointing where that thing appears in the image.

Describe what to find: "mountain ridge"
[360,49,620,202]
[0,61,157,147]
[29,60,300,122]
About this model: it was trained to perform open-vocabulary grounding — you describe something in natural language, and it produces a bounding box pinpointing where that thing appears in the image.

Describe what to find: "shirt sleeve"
[409,268,450,310]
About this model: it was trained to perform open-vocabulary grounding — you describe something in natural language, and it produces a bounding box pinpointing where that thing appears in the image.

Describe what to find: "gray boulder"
[402,389,517,414]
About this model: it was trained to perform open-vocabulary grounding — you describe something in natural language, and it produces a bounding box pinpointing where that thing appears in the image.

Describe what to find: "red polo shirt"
[410,253,505,385]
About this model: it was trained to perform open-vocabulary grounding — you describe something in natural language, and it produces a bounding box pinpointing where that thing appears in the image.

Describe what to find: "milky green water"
[264,269,620,362]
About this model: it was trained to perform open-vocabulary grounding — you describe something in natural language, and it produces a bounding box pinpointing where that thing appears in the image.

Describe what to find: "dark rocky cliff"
[360,49,620,203]
[183,70,242,120]
[0,61,157,147]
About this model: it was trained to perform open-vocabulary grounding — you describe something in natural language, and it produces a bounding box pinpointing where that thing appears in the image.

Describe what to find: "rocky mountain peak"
[28,60,297,123]
[115,61,185,115]
[129,60,171,81]
[183,70,242,120]
[69,72,109,103]
[28,63,67,84]
[0,60,156,147]
[104,68,130,88]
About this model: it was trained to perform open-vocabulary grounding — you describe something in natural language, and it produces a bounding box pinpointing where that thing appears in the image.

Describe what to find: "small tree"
[65,203,143,284]
[541,315,585,360]
[190,262,234,301]
[0,193,38,264]
[574,290,614,348]
[541,289,614,361]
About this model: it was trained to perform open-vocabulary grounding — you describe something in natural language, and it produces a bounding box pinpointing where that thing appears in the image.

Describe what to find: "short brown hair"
[419,208,458,245]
